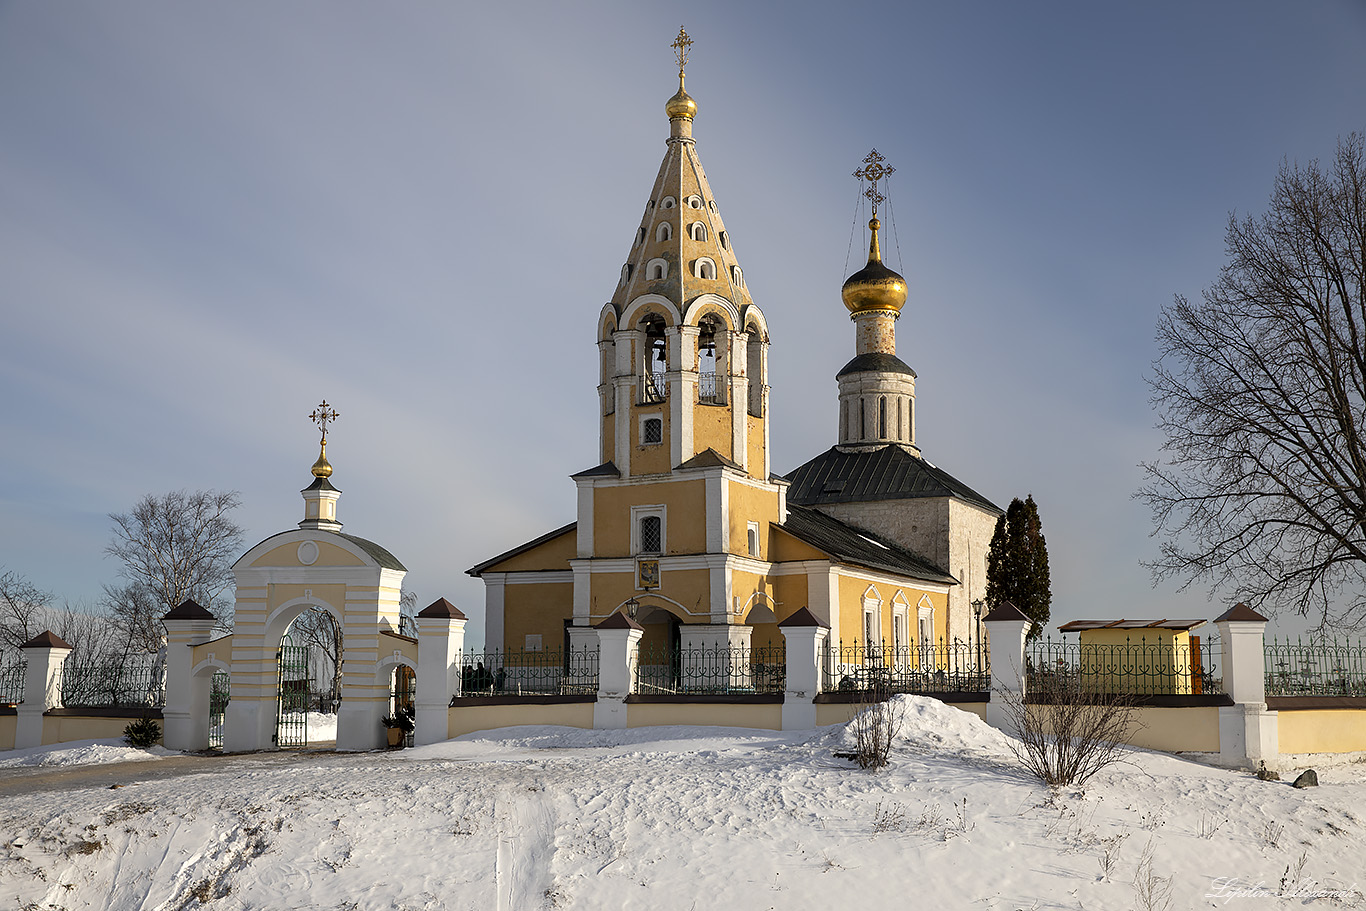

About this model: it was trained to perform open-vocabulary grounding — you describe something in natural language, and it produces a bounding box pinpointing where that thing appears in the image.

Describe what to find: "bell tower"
[595,28,771,481]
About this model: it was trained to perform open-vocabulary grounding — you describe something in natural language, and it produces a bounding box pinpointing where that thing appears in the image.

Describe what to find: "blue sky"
[2,2,1364,645]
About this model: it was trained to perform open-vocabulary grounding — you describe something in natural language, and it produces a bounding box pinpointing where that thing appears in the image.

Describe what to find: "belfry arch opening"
[639,313,668,404]
[697,315,722,404]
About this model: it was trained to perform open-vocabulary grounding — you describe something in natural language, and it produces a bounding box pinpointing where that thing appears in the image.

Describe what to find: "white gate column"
[161,599,220,751]
[16,631,72,750]
[416,598,467,746]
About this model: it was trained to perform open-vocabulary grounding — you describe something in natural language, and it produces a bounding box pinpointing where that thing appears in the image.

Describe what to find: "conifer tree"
[985,495,1052,639]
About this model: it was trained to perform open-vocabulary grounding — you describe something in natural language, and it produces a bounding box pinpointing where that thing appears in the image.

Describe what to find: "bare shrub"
[848,692,904,770]
[998,673,1138,788]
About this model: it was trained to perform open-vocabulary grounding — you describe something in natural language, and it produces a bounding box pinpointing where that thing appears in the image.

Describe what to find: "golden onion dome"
[841,217,907,314]
[311,441,333,479]
[666,76,697,121]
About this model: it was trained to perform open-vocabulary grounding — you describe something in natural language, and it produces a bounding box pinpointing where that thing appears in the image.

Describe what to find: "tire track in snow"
[494,784,558,911]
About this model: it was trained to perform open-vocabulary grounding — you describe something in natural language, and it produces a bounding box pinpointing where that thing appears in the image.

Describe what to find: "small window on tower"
[656,222,672,242]
[640,515,662,553]
[747,522,760,558]
[642,416,663,445]
[661,196,676,209]
[689,222,706,241]
[719,231,729,250]
[686,195,703,208]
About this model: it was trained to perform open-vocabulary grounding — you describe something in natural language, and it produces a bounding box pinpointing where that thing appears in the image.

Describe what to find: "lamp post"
[972,599,985,672]
[624,597,640,621]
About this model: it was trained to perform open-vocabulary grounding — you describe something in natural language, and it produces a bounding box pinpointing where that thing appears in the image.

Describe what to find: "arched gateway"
[162,403,413,752]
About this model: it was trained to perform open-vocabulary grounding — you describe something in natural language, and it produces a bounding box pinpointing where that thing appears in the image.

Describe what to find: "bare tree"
[105,489,245,645]
[0,568,53,653]
[1139,132,1366,629]
[998,674,1138,788]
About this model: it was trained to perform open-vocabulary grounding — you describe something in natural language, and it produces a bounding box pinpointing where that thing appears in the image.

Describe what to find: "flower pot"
[386,727,404,747]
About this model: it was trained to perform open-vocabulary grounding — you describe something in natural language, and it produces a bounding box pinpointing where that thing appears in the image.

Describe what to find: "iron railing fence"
[0,661,25,704]
[208,672,230,750]
[1265,636,1366,696]
[698,372,723,404]
[634,643,786,695]
[60,660,166,708]
[640,372,668,404]
[457,647,599,697]
[823,639,987,695]
[1026,635,1223,696]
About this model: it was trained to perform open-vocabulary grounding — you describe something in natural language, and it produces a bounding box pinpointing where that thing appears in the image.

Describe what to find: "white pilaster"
[416,599,467,746]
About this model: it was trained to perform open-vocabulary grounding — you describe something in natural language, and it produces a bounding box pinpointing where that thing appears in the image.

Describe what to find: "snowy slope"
[0,696,1362,910]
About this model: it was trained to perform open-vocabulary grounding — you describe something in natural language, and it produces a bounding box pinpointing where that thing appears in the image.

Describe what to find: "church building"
[468,32,998,661]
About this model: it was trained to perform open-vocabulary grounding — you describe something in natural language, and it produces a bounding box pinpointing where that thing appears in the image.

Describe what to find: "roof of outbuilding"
[778,503,956,585]
[783,445,1000,514]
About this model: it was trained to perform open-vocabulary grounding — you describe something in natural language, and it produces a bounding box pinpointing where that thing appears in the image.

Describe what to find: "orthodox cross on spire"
[853,148,895,219]
[309,400,340,443]
[671,26,693,79]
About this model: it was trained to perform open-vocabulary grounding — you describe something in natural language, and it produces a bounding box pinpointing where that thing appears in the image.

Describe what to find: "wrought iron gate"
[208,672,230,750]
[275,638,312,749]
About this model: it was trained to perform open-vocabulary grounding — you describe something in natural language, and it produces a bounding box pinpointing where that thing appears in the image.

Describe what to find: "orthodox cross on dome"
[853,148,895,219]
[309,400,340,444]
[671,26,693,79]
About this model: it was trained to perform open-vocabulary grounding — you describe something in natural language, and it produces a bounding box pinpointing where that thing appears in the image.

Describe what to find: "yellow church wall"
[726,481,782,555]
[627,701,782,730]
[746,413,765,478]
[631,405,672,476]
[602,413,615,464]
[251,539,364,568]
[691,403,733,461]
[834,575,947,646]
[502,582,574,651]
[483,529,577,573]
[593,480,707,557]
[769,574,813,624]
[769,528,828,562]
[589,568,712,624]
[447,701,594,738]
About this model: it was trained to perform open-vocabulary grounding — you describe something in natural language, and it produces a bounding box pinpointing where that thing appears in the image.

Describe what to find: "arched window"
[661,196,676,209]
[879,397,887,439]
[694,258,716,280]
[646,259,667,281]
[708,199,717,212]
[689,222,706,241]
[636,227,645,245]
[719,231,729,250]
[656,222,672,242]
[686,195,703,208]
[731,266,742,285]
[620,263,632,283]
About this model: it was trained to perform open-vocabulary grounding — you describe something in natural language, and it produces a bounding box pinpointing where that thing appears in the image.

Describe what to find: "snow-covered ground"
[1,696,1363,909]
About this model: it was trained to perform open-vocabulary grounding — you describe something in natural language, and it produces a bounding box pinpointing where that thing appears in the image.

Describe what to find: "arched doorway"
[274,607,341,749]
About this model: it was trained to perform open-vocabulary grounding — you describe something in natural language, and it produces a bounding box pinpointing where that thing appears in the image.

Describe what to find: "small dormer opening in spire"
[697,316,721,404]
[639,314,668,404]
